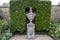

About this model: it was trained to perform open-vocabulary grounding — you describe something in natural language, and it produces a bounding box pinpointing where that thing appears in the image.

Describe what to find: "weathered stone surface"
[51,5,60,21]
[10,34,53,40]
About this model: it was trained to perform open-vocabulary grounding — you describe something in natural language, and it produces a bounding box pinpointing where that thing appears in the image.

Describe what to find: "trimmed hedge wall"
[10,1,26,32]
[10,0,51,33]
[35,1,51,31]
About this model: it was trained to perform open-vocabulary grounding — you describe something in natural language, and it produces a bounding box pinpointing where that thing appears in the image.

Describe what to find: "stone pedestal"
[27,22,35,39]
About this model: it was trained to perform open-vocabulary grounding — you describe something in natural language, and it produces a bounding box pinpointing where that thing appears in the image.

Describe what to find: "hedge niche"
[10,0,51,33]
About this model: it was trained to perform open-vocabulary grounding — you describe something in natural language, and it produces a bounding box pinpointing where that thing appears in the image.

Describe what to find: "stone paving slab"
[10,34,53,40]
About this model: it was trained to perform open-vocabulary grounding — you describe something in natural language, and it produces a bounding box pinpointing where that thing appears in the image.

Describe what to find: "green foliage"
[0,20,8,25]
[49,21,60,39]
[10,1,26,33]
[0,20,8,31]
[0,20,12,40]
[35,1,51,31]
[10,0,51,32]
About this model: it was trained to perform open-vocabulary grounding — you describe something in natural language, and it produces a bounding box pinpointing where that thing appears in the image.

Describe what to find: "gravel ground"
[10,34,53,40]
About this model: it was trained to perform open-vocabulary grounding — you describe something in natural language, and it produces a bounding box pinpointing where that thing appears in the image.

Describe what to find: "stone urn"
[26,7,35,39]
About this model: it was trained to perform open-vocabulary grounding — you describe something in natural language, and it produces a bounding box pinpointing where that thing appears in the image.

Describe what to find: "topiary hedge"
[35,1,51,31]
[10,0,51,33]
[10,1,26,33]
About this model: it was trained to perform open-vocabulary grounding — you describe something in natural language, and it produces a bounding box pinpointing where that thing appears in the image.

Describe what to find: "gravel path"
[10,34,53,40]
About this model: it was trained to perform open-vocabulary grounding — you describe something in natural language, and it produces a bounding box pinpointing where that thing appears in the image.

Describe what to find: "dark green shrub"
[10,1,26,33]
[0,20,12,40]
[35,1,51,31]
[49,21,60,40]
[0,20,8,31]
[10,0,51,32]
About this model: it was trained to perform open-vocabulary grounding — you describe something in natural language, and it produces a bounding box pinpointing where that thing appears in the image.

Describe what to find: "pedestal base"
[27,22,35,39]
